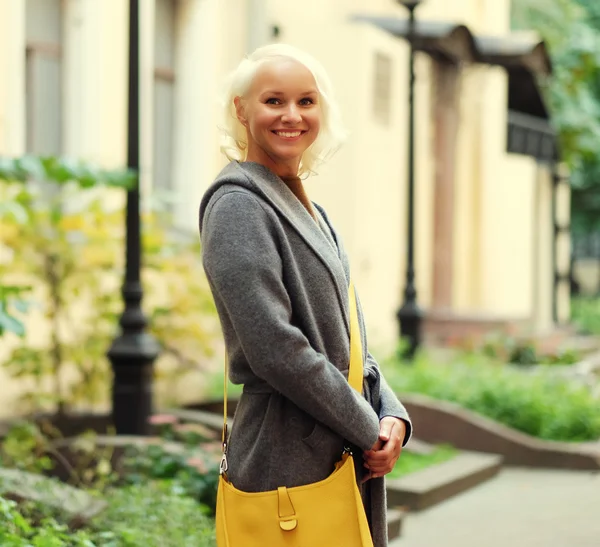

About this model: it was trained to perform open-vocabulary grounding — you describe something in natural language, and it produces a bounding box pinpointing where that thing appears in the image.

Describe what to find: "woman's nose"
[281,104,301,123]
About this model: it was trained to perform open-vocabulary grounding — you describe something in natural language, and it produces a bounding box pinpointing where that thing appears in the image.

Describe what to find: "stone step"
[0,468,107,527]
[387,507,406,541]
[404,438,436,455]
[386,451,503,512]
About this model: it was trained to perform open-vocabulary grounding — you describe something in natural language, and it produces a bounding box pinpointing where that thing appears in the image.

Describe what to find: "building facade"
[0,0,571,355]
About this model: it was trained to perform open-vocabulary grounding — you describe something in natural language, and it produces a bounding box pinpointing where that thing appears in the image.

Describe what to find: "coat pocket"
[302,421,332,450]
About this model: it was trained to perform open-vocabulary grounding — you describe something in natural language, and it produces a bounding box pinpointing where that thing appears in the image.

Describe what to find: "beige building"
[0,0,570,357]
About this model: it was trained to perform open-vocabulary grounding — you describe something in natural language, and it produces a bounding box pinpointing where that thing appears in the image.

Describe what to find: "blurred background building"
[0,0,571,356]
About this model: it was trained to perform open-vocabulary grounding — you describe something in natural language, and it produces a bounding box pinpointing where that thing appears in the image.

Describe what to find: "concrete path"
[390,467,600,547]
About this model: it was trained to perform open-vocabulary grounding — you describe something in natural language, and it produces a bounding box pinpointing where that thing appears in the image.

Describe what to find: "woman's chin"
[270,150,305,164]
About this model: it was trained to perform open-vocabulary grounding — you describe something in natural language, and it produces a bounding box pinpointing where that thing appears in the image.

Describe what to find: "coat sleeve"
[202,191,380,451]
[365,352,413,446]
[351,278,414,447]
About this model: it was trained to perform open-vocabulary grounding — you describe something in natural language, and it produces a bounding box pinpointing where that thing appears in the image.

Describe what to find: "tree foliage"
[0,155,219,415]
[512,0,600,232]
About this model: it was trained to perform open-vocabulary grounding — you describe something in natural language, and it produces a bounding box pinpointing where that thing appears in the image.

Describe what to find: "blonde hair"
[219,44,347,177]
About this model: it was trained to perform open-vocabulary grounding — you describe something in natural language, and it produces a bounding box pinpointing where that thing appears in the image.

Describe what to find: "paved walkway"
[390,467,600,547]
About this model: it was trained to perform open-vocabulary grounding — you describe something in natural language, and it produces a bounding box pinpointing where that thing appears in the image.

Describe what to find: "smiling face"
[234,58,322,178]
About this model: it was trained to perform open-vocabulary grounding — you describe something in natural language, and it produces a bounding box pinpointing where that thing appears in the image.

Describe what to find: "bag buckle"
[219,422,230,476]
[220,452,229,475]
[220,440,229,476]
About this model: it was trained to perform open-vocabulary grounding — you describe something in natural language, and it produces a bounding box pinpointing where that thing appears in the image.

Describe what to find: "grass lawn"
[388,445,457,480]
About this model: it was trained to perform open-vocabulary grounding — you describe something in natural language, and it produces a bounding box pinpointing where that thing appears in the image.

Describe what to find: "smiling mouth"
[273,130,304,138]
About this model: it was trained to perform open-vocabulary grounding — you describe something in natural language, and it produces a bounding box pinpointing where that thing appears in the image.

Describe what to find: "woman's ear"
[234,96,247,126]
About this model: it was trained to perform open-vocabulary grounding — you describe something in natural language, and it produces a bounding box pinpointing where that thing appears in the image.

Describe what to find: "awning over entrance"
[352,16,551,73]
[350,17,478,64]
[352,15,557,161]
[476,35,554,152]
[475,35,552,75]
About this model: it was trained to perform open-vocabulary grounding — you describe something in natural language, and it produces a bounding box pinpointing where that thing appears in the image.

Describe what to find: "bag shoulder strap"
[220,280,363,472]
[346,280,364,393]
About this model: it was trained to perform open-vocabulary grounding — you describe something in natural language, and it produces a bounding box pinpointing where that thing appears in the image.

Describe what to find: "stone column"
[431,59,461,310]
[0,0,26,155]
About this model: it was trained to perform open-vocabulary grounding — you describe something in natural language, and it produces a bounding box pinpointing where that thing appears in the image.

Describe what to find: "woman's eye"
[299,98,314,106]
[265,98,281,105]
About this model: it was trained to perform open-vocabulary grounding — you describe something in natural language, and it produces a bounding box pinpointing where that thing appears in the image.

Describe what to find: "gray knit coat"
[199,161,412,547]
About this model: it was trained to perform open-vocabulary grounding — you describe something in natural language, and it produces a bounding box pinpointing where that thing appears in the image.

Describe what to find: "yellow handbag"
[216,280,374,547]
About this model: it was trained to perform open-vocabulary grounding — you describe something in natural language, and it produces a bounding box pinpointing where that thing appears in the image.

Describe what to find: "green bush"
[0,482,216,547]
[385,357,600,442]
[91,482,215,546]
[571,297,600,335]
[124,424,221,516]
[0,416,218,545]
[480,335,582,366]
[0,155,218,415]
[0,495,97,546]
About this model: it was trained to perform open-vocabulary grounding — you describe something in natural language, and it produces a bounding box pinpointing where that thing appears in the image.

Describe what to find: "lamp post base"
[108,332,160,435]
[397,301,423,359]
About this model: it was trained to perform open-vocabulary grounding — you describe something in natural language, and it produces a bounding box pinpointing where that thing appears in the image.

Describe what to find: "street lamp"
[108,0,160,435]
[396,0,423,358]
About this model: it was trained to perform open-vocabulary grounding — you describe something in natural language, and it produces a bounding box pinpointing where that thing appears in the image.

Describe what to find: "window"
[25,0,63,155]
[154,0,177,195]
[373,52,392,126]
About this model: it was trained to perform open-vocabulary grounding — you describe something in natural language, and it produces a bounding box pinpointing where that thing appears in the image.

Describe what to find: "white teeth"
[276,131,301,138]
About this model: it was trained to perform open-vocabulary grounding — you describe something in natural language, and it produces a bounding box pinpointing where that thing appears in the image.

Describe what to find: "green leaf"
[0,200,28,223]
[0,157,20,181]
[0,304,26,337]
[17,155,45,181]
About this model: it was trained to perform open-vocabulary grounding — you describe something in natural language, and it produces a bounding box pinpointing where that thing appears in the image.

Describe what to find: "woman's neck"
[242,149,315,219]
[279,174,317,222]
[245,148,300,180]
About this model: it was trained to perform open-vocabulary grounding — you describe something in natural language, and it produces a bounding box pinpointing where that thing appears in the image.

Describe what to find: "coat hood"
[199,161,282,234]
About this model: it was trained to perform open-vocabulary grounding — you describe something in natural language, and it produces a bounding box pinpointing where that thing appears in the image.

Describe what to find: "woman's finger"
[364,437,403,474]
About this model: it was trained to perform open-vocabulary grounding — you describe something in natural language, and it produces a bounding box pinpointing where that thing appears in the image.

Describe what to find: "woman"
[199,44,412,547]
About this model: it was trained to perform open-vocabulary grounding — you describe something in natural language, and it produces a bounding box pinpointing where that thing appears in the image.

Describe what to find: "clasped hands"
[362,416,406,483]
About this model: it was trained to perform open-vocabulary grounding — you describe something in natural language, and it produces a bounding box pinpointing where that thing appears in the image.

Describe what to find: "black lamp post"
[396,0,423,358]
[108,0,160,435]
